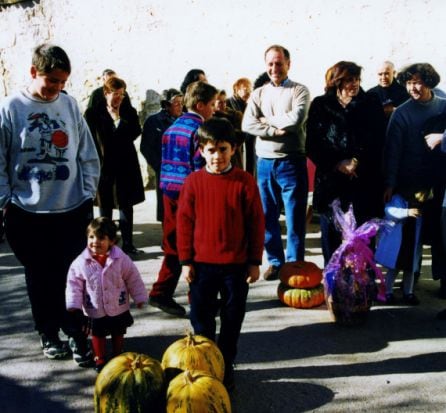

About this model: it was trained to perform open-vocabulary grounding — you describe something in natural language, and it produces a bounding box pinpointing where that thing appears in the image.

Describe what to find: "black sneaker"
[436,309,446,320]
[149,296,186,317]
[94,360,106,373]
[223,365,235,392]
[122,244,144,255]
[68,337,94,367]
[40,333,69,359]
[402,293,420,306]
[385,293,396,305]
[263,265,281,281]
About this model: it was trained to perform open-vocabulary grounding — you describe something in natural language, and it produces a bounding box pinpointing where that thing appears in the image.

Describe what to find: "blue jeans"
[99,206,134,248]
[257,157,308,267]
[189,263,249,367]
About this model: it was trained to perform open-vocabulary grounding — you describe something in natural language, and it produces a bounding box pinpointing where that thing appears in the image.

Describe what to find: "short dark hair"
[87,217,118,242]
[196,117,236,148]
[264,45,290,61]
[183,81,218,111]
[253,72,270,89]
[397,63,440,89]
[325,61,362,94]
[180,69,206,94]
[102,69,115,77]
[32,44,71,74]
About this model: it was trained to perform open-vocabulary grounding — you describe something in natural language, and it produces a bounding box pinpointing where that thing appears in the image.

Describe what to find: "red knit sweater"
[177,167,265,265]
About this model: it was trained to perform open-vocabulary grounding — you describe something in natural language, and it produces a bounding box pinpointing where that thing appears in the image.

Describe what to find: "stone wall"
[1,0,446,115]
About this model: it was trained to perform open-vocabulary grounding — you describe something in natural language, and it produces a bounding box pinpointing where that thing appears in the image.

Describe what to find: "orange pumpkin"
[279,261,323,288]
[277,283,325,309]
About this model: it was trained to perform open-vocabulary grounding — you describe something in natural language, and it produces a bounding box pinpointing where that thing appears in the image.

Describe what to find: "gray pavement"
[0,190,445,412]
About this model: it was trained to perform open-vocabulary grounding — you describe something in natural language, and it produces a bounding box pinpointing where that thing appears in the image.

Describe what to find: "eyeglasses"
[110,91,125,98]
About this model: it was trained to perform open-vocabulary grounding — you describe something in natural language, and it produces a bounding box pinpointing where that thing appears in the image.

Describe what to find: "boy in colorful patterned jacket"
[176,117,265,390]
[148,81,218,316]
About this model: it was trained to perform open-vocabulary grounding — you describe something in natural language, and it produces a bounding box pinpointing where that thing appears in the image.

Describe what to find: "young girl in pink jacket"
[66,217,147,371]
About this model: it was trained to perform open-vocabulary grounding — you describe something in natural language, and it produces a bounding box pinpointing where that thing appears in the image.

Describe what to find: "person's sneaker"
[263,265,281,281]
[385,293,396,305]
[149,296,186,317]
[122,244,144,255]
[436,309,446,320]
[68,337,94,367]
[402,293,420,306]
[94,357,107,373]
[40,333,69,359]
[223,364,235,392]
[439,279,446,299]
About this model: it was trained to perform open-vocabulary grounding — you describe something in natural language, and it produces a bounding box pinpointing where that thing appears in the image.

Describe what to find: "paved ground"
[0,190,446,412]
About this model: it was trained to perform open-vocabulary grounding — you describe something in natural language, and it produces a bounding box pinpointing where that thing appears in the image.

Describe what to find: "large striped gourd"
[166,369,231,413]
[94,352,165,413]
[162,333,225,382]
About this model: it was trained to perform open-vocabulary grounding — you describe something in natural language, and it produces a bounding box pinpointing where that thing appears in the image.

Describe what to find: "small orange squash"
[277,283,325,309]
[161,333,225,382]
[279,261,323,288]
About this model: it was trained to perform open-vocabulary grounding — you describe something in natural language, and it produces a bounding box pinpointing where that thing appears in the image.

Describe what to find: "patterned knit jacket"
[159,112,204,199]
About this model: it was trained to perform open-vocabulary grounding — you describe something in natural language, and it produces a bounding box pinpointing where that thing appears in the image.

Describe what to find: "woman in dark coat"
[85,76,145,254]
[306,61,386,265]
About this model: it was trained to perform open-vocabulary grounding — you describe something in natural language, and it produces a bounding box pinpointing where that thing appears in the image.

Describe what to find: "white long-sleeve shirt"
[242,79,310,159]
[0,90,100,212]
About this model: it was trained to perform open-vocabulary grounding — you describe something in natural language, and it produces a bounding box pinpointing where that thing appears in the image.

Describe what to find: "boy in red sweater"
[177,117,265,390]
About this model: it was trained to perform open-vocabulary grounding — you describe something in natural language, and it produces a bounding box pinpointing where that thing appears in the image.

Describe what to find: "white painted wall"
[1,0,446,112]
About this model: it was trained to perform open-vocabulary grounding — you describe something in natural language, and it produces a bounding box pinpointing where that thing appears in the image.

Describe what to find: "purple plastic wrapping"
[323,200,386,324]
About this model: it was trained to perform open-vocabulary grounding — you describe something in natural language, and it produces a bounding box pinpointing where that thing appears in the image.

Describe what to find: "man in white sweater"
[242,45,310,280]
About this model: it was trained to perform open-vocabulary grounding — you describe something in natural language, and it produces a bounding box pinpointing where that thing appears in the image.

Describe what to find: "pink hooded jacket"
[66,245,147,318]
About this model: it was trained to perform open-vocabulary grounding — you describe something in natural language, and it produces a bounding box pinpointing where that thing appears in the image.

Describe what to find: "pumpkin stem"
[184,369,196,384]
[132,354,143,370]
[186,331,196,347]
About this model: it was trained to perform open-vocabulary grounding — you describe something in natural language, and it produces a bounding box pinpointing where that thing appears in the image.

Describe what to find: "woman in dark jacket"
[306,61,386,264]
[85,76,145,254]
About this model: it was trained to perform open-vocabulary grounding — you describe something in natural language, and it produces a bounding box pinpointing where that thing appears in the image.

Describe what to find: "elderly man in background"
[367,61,409,122]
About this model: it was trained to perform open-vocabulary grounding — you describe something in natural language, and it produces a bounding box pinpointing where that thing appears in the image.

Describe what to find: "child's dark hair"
[183,81,218,111]
[32,44,71,74]
[196,117,236,148]
[87,217,119,242]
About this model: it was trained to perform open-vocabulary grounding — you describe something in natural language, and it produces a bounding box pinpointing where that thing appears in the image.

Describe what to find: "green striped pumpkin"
[161,333,225,382]
[278,283,325,309]
[94,352,165,413]
[166,369,231,413]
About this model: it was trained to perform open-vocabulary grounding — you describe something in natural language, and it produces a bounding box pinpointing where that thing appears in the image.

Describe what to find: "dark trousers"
[99,206,134,248]
[5,201,93,336]
[149,195,181,298]
[190,263,249,367]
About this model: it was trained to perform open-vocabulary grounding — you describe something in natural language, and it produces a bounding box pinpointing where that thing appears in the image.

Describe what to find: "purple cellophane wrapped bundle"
[323,199,386,325]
